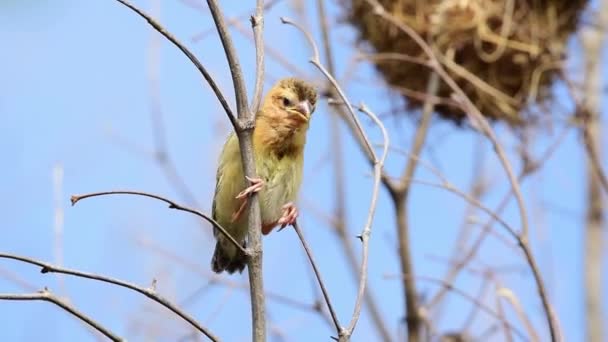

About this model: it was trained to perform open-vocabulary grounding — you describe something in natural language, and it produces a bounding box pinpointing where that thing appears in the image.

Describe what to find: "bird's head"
[260,77,317,128]
[256,78,318,154]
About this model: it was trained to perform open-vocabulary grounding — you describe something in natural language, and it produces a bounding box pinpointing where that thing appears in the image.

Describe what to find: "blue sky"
[0,1,605,341]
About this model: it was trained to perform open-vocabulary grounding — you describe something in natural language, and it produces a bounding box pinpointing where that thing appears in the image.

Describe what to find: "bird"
[211,77,318,274]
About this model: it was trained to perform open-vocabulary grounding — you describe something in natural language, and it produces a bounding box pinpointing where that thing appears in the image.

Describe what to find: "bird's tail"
[211,241,247,274]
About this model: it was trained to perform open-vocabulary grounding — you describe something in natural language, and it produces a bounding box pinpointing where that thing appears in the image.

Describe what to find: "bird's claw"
[236,176,264,199]
[277,202,298,231]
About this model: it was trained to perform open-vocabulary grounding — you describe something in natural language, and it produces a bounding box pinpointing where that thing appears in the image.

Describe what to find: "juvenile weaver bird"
[211,78,318,274]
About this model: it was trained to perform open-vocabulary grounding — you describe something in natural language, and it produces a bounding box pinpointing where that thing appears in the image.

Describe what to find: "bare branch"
[281,17,377,162]
[0,289,123,342]
[250,0,265,114]
[316,0,392,339]
[393,71,440,341]
[292,221,342,335]
[191,0,282,42]
[206,0,249,124]
[0,254,218,341]
[205,1,265,340]
[70,190,245,255]
[497,287,540,342]
[112,0,237,128]
[282,17,389,340]
[344,104,389,338]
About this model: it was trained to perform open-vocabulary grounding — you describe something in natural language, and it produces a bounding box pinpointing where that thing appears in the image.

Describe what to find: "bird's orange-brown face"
[255,78,317,154]
[274,90,315,125]
[262,78,317,129]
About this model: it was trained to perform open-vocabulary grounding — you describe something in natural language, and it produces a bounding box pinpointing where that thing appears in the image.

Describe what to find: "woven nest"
[345,0,587,125]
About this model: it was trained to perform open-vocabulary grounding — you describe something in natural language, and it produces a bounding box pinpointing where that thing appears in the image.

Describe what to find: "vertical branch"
[206,1,249,117]
[315,0,392,340]
[581,13,606,342]
[205,1,266,340]
[250,0,265,114]
[392,72,439,342]
[344,104,389,340]
[108,2,267,338]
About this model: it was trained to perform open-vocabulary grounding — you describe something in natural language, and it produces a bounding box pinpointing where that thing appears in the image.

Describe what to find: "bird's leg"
[232,176,264,223]
[277,202,298,230]
[231,198,248,223]
[236,176,264,199]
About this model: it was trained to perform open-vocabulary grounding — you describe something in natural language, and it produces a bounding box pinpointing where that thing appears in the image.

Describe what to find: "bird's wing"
[211,132,237,237]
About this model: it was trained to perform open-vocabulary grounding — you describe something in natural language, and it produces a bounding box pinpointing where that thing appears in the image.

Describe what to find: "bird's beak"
[293,101,311,123]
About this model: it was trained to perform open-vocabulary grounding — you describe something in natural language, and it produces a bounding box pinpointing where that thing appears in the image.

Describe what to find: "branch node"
[312,299,323,312]
[250,14,262,27]
[237,118,256,132]
[149,278,158,292]
[70,195,79,206]
[244,247,256,258]
[40,266,50,274]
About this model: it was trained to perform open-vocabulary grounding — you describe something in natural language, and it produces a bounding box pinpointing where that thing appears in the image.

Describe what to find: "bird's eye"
[282,97,291,107]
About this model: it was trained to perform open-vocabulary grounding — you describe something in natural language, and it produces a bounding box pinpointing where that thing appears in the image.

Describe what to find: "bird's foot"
[236,176,264,200]
[277,202,298,230]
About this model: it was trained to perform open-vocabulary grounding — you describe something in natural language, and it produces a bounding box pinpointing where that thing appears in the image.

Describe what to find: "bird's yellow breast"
[212,132,304,241]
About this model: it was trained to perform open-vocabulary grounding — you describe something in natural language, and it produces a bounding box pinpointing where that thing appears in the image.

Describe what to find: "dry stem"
[0,253,218,341]
[205,1,266,340]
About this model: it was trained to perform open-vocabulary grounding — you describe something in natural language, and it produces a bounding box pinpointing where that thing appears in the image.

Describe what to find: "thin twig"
[282,17,389,340]
[316,0,392,339]
[231,21,307,77]
[345,104,389,338]
[292,221,342,335]
[250,0,265,114]
[70,190,245,254]
[497,287,541,342]
[112,0,237,128]
[0,289,123,341]
[191,0,282,42]
[280,18,377,162]
[495,285,514,342]
[0,254,218,341]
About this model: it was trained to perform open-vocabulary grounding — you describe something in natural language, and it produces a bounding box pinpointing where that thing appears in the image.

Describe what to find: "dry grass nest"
[345,0,587,125]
